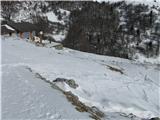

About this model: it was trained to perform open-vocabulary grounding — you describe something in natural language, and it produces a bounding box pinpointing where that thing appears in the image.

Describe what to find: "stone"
[54,44,63,50]
[66,79,79,89]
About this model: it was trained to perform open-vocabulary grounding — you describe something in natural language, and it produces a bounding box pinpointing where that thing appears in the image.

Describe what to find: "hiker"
[39,31,43,44]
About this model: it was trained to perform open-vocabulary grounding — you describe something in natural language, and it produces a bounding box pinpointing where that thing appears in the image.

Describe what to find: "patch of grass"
[63,91,104,120]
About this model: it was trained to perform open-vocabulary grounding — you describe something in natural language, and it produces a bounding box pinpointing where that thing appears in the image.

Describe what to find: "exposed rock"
[91,106,104,118]
[106,65,124,74]
[149,117,160,120]
[53,78,66,82]
[66,79,79,89]
[35,42,45,47]
[54,43,63,50]
[53,78,78,89]
[63,91,104,120]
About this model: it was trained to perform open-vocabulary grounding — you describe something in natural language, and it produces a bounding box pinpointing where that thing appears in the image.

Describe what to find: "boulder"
[53,78,78,89]
[54,43,63,50]
[66,79,79,89]
[150,117,160,120]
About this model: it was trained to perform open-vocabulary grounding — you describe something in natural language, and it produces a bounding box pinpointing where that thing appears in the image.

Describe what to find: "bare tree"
[1,1,20,20]
[32,14,48,34]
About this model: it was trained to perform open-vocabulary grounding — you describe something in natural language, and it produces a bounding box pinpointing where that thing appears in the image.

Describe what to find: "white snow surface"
[2,38,89,119]
[2,65,90,119]
[1,25,15,31]
[52,34,65,42]
[1,36,160,119]
[46,12,61,23]
[46,9,70,25]
[133,53,160,64]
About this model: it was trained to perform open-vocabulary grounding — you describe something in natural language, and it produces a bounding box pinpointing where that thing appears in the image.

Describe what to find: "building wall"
[19,32,23,38]
[24,32,30,39]
[1,32,16,37]
[16,31,36,40]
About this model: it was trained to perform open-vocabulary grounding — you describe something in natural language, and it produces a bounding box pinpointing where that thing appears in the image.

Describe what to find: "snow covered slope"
[2,66,90,119]
[2,36,160,119]
[96,0,160,8]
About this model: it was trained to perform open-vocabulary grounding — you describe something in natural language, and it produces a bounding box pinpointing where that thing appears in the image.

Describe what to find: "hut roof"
[7,21,38,32]
[1,25,15,35]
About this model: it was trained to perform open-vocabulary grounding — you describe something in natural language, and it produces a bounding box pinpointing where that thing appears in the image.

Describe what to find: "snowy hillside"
[46,8,70,25]
[2,1,160,58]
[2,66,90,119]
[96,0,160,8]
[2,36,160,120]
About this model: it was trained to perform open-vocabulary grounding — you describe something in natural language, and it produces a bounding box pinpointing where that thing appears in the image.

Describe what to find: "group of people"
[33,31,43,44]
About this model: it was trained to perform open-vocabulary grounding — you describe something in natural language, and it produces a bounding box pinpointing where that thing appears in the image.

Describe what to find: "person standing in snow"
[39,31,43,44]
